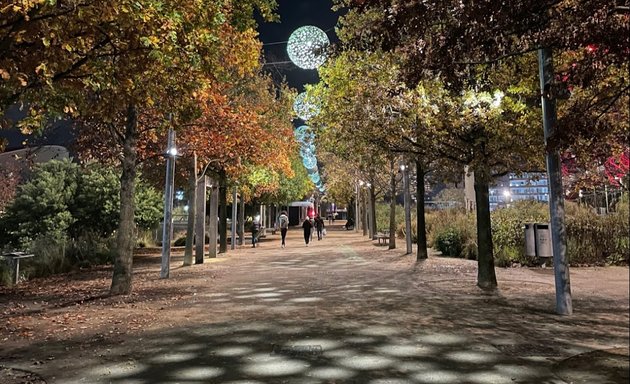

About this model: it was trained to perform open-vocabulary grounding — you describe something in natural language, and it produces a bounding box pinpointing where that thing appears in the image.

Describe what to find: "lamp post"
[359,180,368,236]
[160,128,177,279]
[401,164,412,254]
[503,189,512,208]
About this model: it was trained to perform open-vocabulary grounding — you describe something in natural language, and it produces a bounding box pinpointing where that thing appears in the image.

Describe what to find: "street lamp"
[400,164,412,254]
[161,128,177,279]
[358,180,366,235]
[503,189,512,207]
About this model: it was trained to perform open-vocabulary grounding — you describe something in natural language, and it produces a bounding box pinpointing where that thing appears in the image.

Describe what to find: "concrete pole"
[367,185,373,239]
[362,188,368,237]
[231,186,237,250]
[402,165,412,254]
[538,47,572,315]
[160,128,176,279]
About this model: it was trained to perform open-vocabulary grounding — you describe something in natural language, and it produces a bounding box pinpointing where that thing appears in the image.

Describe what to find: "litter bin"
[534,223,553,257]
[524,223,536,257]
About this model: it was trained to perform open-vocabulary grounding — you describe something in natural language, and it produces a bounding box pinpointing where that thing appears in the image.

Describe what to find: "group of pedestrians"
[252,211,328,249]
[301,215,325,246]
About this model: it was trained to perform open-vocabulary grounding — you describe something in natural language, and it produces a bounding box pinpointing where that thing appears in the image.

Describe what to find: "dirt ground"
[1,223,628,384]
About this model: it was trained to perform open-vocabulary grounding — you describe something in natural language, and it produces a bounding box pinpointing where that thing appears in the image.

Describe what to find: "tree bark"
[195,175,206,264]
[218,171,228,253]
[238,198,245,246]
[208,179,218,258]
[474,175,498,290]
[183,153,197,266]
[388,159,397,249]
[110,103,138,296]
[415,160,428,260]
[370,179,377,239]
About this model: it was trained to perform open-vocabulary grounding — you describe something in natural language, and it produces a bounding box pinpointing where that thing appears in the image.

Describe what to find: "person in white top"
[278,211,289,248]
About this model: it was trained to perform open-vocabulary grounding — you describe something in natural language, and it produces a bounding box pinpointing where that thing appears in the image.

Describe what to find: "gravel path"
[1,223,628,383]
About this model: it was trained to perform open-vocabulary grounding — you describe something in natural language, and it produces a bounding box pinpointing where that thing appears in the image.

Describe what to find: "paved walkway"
[1,223,628,383]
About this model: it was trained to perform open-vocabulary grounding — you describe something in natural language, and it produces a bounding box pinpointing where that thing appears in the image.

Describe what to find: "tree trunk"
[218,171,228,253]
[208,179,218,258]
[415,160,428,260]
[388,159,397,249]
[110,104,138,296]
[195,175,206,264]
[474,175,498,290]
[183,152,197,266]
[238,198,245,245]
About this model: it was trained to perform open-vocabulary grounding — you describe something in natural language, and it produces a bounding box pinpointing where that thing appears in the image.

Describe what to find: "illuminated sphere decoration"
[302,154,318,169]
[287,26,329,69]
[294,125,316,146]
[293,92,321,121]
[309,173,321,184]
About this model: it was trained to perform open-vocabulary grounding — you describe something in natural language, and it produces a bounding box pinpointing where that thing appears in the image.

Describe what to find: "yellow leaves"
[34,62,47,75]
[0,68,9,80]
[17,73,28,86]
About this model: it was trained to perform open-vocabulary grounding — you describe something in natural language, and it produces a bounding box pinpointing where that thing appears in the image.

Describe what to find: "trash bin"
[534,223,553,257]
[524,223,536,257]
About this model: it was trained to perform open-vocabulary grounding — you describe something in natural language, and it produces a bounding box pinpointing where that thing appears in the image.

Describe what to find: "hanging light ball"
[287,26,329,69]
[302,153,318,169]
[294,125,316,146]
[309,173,321,184]
[293,92,321,121]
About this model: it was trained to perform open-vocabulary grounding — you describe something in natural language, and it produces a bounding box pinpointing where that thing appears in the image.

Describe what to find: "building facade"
[489,172,549,210]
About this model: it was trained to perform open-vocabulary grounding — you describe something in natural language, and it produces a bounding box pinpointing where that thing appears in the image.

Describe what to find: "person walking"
[251,216,261,248]
[278,210,289,248]
[315,215,325,240]
[302,217,313,246]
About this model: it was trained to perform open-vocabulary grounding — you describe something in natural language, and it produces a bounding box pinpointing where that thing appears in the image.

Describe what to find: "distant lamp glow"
[167,147,178,157]
[400,164,406,171]
[287,26,329,69]
[492,90,504,108]
[503,189,511,197]
[293,92,321,121]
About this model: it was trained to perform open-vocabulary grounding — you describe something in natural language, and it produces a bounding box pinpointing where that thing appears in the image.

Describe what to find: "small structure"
[1,252,35,285]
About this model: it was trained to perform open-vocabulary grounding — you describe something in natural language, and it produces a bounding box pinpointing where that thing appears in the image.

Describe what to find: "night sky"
[257,0,339,92]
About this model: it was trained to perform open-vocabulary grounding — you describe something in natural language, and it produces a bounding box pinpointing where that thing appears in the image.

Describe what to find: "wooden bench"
[1,251,35,284]
[375,231,390,245]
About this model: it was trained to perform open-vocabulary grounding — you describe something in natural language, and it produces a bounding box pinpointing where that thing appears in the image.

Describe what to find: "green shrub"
[22,236,73,278]
[426,208,476,258]
[375,203,405,234]
[394,197,627,266]
[434,228,464,257]
[0,261,13,286]
[565,201,629,265]
[0,159,79,248]
[0,161,164,284]
[136,229,156,248]
[491,200,549,265]
[66,231,115,267]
